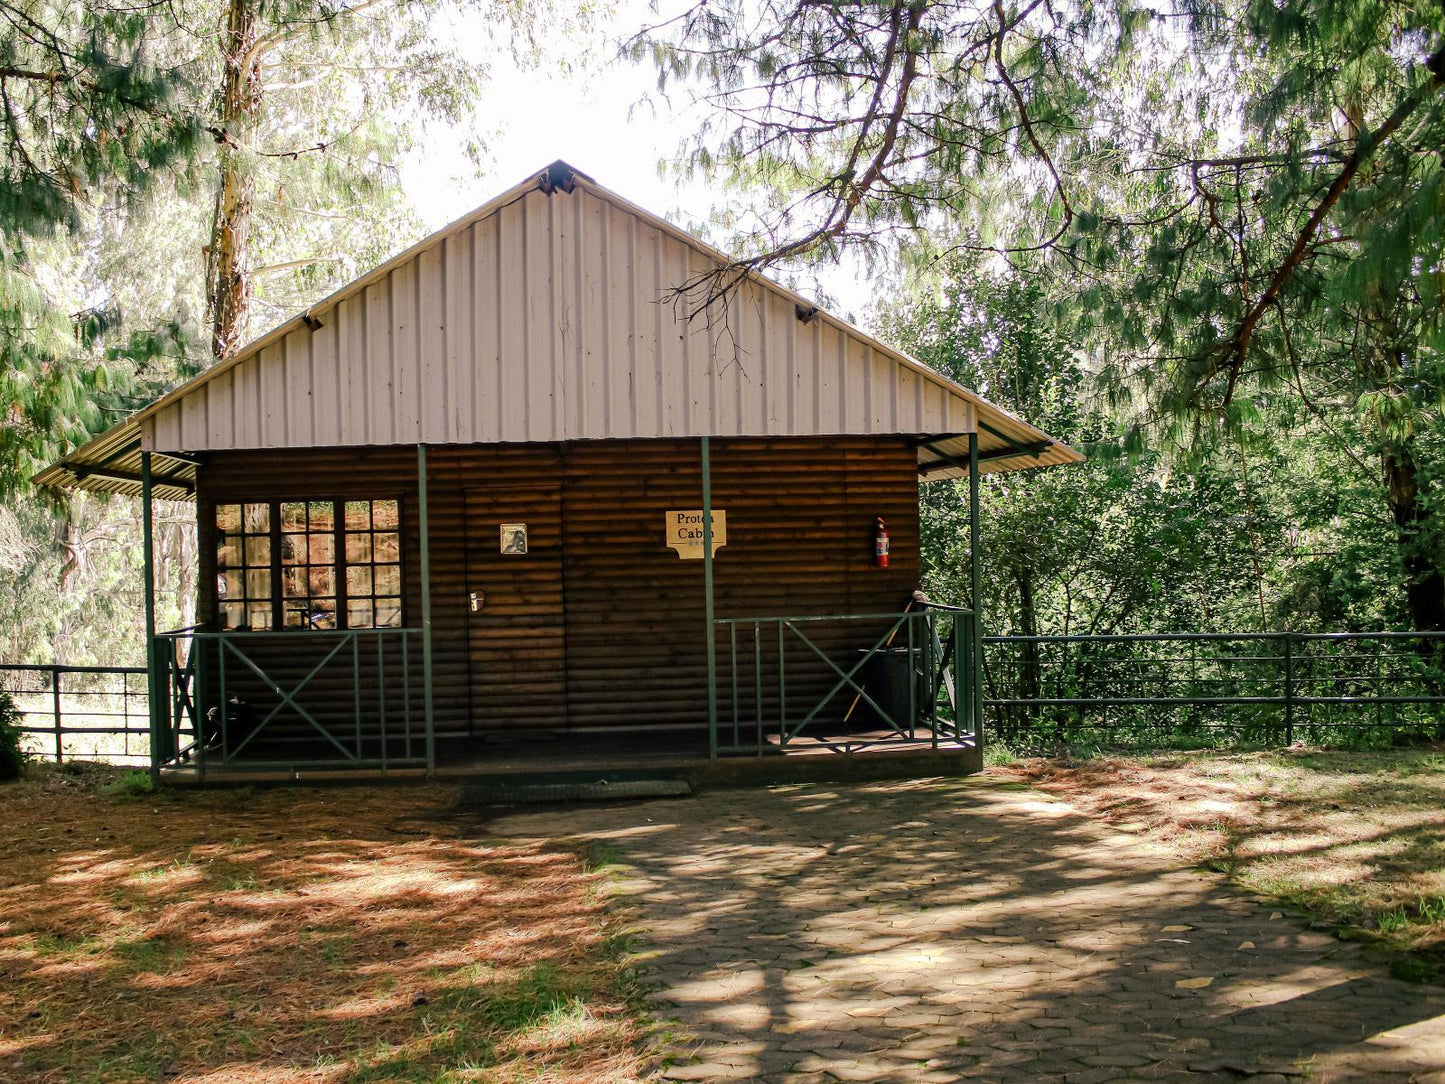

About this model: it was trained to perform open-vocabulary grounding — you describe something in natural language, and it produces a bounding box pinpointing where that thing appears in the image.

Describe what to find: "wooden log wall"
[193,435,921,757]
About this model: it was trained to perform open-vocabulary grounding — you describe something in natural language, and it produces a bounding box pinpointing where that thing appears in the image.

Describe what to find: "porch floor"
[158,726,980,787]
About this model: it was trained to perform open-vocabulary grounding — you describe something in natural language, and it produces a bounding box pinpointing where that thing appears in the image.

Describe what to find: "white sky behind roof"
[398,0,878,325]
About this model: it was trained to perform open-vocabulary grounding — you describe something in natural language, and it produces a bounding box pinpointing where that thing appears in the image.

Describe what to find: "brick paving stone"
[489,778,1445,1083]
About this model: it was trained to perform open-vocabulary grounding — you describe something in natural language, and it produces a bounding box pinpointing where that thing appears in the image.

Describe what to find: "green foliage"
[884,261,1363,638]
[885,262,1433,749]
[0,494,194,665]
[647,0,1445,631]
[0,683,24,780]
[98,770,157,797]
[0,2,205,495]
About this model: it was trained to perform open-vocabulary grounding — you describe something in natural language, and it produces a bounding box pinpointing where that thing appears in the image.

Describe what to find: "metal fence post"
[51,666,62,763]
[968,431,985,748]
[1283,631,1295,746]
[141,451,160,783]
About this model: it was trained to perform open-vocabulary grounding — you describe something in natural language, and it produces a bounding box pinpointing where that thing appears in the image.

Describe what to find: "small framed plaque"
[500,523,528,554]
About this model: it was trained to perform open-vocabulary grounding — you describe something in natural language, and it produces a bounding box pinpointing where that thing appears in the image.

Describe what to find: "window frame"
[213,495,405,632]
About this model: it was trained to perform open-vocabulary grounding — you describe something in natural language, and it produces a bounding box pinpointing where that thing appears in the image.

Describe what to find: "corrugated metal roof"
[31,423,197,500]
[35,160,1081,497]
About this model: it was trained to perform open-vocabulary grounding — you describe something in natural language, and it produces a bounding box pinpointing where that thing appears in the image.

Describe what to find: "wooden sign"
[666,510,726,559]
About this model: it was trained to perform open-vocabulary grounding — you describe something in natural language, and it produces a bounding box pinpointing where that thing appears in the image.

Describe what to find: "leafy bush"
[0,685,25,781]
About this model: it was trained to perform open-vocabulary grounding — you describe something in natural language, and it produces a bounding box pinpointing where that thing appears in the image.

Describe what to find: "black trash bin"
[851,646,922,730]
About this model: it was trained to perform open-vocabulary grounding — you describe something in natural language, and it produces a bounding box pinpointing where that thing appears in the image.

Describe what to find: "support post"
[968,432,985,747]
[417,444,436,772]
[702,436,718,759]
[51,666,62,764]
[141,451,160,783]
[1283,631,1295,746]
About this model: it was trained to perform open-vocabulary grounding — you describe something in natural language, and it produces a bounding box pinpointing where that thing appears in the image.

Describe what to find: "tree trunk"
[207,0,264,362]
[1381,436,1445,632]
[1015,565,1043,741]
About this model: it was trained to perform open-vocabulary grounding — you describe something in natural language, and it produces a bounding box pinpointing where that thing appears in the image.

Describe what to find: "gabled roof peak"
[34,161,1081,498]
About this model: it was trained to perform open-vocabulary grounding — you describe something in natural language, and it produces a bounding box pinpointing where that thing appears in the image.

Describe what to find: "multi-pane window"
[342,500,403,629]
[216,503,273,631]
[214,498,402,631]
[280,502,338,629]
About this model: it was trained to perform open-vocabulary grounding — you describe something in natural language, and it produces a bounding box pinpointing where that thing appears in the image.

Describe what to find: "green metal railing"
[152,626,428,775]
[983,630,1445,746]
[1,663,150,764]
[712,605,979,755]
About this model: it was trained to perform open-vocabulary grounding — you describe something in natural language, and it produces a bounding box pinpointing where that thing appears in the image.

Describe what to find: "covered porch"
[37,426,1019,782]
[75,434,1004,781]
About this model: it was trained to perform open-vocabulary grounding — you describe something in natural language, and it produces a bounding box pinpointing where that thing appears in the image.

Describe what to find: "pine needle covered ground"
[1002,747,1445,981]
[0,768,645,1083]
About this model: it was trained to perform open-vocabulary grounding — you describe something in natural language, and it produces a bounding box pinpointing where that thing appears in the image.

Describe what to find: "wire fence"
[1,664,151,766]
[983,631,1445,749]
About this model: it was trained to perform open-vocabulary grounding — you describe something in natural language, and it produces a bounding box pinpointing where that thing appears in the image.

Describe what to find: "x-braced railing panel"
[152,627,424,775]
[714,606,978,755]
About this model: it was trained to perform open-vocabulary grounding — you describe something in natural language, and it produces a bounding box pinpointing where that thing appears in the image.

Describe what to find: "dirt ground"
[4,749,1443,1082]
[0,767,643,1084]
[1001,746,1445,976]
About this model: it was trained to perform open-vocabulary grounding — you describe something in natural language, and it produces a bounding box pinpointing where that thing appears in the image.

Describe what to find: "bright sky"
[398,0,877,324]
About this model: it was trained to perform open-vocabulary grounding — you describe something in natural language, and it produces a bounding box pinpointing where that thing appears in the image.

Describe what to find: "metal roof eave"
[32,422,199,501]
[916,431,1086,479]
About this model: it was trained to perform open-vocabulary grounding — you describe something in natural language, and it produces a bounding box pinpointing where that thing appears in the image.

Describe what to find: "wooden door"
[464,485,567,731]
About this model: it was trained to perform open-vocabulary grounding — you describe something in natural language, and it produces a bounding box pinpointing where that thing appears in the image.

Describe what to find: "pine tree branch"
[1218,40,1445,406]
[673,0,927,314]
[991,0,1072,253]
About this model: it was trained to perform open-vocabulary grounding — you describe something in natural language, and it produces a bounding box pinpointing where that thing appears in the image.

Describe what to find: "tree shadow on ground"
[0,778,641,1083]
[488,777,1445,1083]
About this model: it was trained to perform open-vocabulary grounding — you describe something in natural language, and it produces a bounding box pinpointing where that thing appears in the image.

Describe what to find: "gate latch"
[469,590,485,612]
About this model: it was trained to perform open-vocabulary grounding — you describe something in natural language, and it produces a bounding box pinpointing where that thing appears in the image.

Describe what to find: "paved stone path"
[489,777,1445,1083]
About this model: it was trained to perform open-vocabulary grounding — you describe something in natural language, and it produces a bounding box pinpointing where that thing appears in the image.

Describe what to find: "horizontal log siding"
[194,436,920,753]
[561,438,920,728]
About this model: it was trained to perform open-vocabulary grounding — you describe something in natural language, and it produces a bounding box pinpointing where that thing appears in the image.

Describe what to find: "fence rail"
[1,663,150,765]
[7,629,1445,768]
[983,630,1445,747]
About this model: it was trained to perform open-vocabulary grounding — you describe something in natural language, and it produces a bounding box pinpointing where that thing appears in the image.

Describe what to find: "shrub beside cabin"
[36,162,1081,779]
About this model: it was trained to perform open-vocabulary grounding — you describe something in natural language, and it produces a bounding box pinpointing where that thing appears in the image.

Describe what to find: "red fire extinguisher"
[874,516,890,568]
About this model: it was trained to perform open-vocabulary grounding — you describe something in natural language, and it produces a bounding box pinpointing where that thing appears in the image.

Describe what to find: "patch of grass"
[349,1031,498,1083]
[347,965,599,1082]
[98,769,158,797]
[28,931,106,957]
[113,934,188,972]
[582,840,627,873]
[982,740,1019,767]
[317,932,353,964]
[430,962,589,1033]
[131,858,194,883]
[598,928,640,963]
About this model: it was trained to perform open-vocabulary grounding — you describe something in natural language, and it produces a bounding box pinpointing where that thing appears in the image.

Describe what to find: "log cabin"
[35,161,1082,780]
